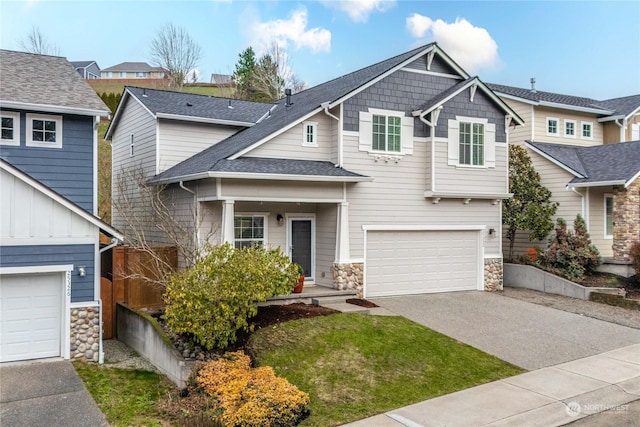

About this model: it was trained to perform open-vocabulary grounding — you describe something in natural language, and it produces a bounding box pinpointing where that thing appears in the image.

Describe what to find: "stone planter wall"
[70,306,100,362]
[613,180,640,262]
[484,258,503,291]
[332,263,364,297]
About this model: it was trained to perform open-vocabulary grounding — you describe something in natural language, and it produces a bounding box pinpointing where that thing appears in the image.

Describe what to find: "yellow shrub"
[195,351,309,427]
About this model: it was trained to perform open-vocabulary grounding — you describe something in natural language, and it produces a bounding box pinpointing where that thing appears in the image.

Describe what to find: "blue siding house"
[0,50,123,363]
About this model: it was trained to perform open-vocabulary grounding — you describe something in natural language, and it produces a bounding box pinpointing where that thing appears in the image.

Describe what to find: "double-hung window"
[302,121,317,146]
[605,195,613,238]
[0,111,20,146]
[565,120,576,138]
[581,122,593,139]
[26,114,62,148]
[547,117,559,136]
[459,122,485,166]
[372,114,401,152]
[234,215,266,249]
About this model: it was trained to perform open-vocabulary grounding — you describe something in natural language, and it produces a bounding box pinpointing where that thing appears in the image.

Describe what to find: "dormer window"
[26,114,62,148]
[0,111,20,146]
[302,121,317,146]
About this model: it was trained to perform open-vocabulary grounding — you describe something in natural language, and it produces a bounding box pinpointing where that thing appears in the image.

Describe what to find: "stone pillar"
[70,306,100,362]
[332,263,364,297]
[484,258,503,291]
[613,180,640,262]
[335,202,351,263]
[221,200,235,245]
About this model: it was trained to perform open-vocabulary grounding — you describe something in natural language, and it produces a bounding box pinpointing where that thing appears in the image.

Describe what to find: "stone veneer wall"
[484,258,503,291]
[332,263,364,297]
[613,180,640,262]
[70,306,100,362]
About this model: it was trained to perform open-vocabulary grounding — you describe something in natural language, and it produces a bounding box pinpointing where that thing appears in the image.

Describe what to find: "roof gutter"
[568,180,626,188]
[0,100,109,118]
[537,101,614,115]
[525,142,584,178]
[150,171,373,185]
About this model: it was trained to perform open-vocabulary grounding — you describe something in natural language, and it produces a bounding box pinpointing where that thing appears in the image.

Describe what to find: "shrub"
[541,215,600,282]
[194,351,309,427]
[630,240,640,275]
[163,243,299,349]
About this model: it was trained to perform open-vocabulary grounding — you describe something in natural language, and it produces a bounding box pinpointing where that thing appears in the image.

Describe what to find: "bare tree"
[149,23,202,89]
[18,26,60,55]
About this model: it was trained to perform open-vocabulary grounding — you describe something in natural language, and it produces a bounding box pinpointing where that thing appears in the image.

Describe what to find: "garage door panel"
[1,273,63,362]
[366,230,481,297]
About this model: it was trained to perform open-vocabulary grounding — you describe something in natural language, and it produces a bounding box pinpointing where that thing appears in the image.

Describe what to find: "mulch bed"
[346,298,378,308]
[579,272,640,300]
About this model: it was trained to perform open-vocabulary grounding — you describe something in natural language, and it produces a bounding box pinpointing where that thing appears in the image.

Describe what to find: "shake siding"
[433,142,508,193]
[404,54,458,75]
[342,135,501,258]
[588,186,614,258]
[1,169,96,241]
[157,120,239,173]
[0,244,96,302]
[532,106,602,146]
[245,112,335,161]
[0,112,94,212]
[219,179,343,201]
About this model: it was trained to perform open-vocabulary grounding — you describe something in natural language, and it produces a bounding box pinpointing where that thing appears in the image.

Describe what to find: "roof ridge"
[126,85,274,105]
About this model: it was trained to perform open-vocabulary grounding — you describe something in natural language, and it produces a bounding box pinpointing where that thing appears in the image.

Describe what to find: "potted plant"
[293,263,305,293]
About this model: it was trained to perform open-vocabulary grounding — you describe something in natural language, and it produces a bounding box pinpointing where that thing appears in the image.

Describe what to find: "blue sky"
[1,0,638,100]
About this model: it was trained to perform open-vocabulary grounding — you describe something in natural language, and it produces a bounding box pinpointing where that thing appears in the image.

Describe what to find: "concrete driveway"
[0,360,107,427]
[371,291,640,370]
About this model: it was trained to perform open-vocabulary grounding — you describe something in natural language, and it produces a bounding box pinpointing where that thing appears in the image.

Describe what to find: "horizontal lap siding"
[588,186,614,258]
[158,120,238,173]
[219,179,343,200]
[505,99,533,145]
[0,112,94,212]
[0,244,96,302]
[434,142,508,193]
[532,106,602,146]
[245,112,335,162]
[315,204,337,287]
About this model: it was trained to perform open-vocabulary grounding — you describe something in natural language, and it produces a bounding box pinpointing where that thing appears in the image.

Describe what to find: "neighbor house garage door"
[365,229,481,297]
[0,273,63,362]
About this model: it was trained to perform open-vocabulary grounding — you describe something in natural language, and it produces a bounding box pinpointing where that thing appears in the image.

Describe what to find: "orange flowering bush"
[194,351,309,427]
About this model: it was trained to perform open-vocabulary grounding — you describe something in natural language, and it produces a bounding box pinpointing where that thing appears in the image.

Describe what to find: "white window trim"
[25,113,62,148]
[447,116,495,169]
[604,194,613,239]
[119,72,127,78]
[546,117,559,136]
[0,111,20,146]
[358,108,414,157]
[233,213,268,248]
[302,121,318,147]
[564,119,577,138]
[285,213,316,281]
[581,121,593,140]
[129,134,135,157]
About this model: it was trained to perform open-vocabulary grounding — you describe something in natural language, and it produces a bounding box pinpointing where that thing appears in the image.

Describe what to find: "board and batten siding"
[341,134,502,258]
[0,244,96,303]
[157,119,239,173]
[0,110,95,212]
[1,168,97,244]
[245,111,336,163]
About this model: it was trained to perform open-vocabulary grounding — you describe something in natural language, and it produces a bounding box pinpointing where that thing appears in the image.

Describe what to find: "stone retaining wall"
[484,258,503,291]
[332,263,364,297]
[70,306,100,362]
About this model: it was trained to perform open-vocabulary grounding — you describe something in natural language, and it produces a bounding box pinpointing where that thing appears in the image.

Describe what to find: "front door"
[288,217,314,280]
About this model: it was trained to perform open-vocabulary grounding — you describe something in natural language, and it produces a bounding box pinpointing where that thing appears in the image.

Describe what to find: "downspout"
[322,102,341,167]
[179,180,198,248]
[98,237,121,365]
[614,118,627,142]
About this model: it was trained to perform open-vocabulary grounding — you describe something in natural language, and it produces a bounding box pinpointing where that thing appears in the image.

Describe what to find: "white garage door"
[366,230,481,297]
[0,273,63,362]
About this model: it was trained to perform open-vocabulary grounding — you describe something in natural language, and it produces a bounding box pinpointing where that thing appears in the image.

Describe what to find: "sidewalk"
[343,343,640,427]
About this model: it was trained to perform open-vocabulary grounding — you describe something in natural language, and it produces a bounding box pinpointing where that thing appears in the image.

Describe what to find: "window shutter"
[401,116,414,154]
[359,111,372,152]
[485,123,496,168]
[447,119,459,165]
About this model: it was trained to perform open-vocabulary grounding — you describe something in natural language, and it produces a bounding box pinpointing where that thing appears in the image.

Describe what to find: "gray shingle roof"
[0,50,109,114]
[153,43,437,182]
[594,95,640,117]
[486,83,610,112]
[528,140,640,186]
[102,62,165,73]
[127,86,273,124]
[70,60,97,68]
[212,158,367,178]
[417,77,475,112]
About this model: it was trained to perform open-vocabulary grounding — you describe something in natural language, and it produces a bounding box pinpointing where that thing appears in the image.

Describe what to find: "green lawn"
[247,313,525,426]
[87,80,234,97]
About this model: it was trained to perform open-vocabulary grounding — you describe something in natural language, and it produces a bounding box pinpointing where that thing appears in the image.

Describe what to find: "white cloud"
[321,0,396,23]
[249,7,331,54]
[406,13,499,73]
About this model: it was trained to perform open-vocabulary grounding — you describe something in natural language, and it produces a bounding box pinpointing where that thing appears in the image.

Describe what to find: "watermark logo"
[566,401,582,417]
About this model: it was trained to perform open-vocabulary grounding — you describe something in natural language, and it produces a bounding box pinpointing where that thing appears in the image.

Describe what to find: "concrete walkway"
[343,344,640,426]
[0,359,107,427]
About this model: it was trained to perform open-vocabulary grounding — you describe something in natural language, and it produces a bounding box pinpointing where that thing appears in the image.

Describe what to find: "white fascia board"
[626,170,640,188]
[568,180,626,188]
[597,115,625,123]
[156,171,372,184]
[363,224,485,231]
[423,191,513,199]
[0,160,124,240]
[418,79,478,116]
[525,142,584,178]
[229,107,325,159]
[156,112,254,127]
[105,88,156,139]
[0,264,74,275]
[0,100,109,118]
[538,101,613,115]
[493,92,539,106]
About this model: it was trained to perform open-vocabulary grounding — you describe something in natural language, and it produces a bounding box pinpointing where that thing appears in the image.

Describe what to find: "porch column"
[221,200,235,245]
[335,202,351,263]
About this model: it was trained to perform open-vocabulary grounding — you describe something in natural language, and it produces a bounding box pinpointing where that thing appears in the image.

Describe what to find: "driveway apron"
[371,291,640,370]
[0,360,107,427]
